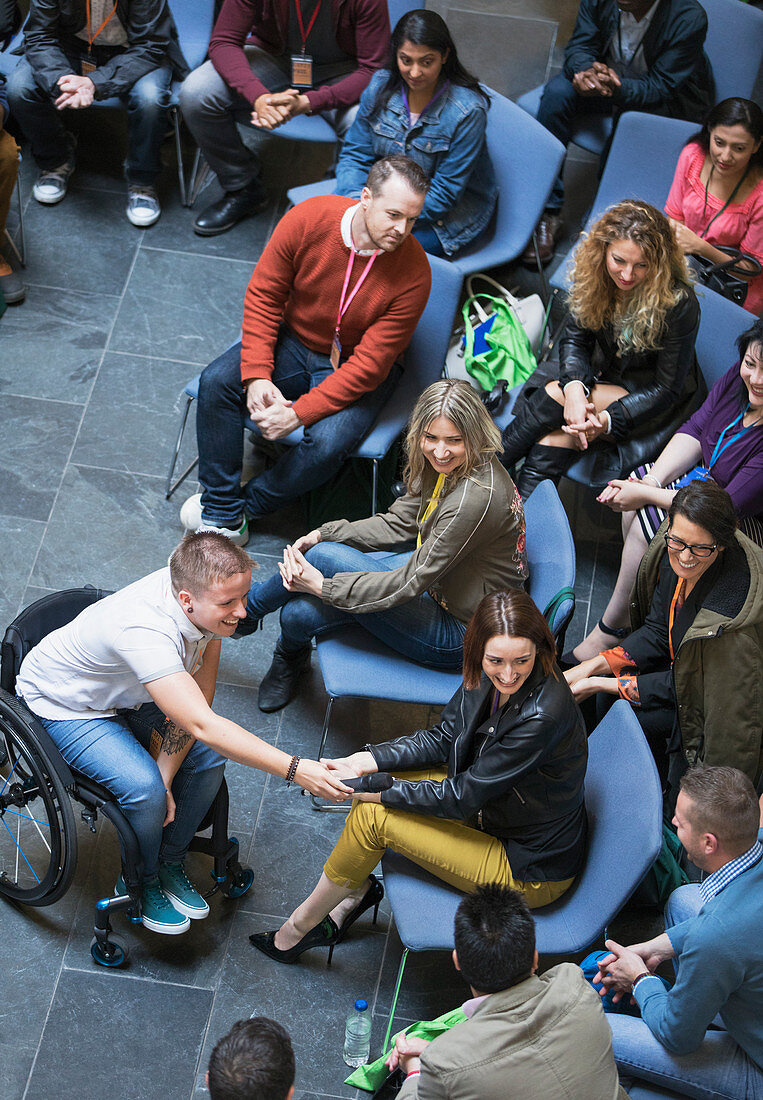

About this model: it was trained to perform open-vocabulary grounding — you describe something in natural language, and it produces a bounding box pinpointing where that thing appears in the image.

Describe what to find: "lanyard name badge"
[291,0,321,87]
[676,404,755,487]
[82,0,118,74]
[331,240,378,369]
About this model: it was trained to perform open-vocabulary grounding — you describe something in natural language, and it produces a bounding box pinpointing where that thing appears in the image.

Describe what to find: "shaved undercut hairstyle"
[366,154,429,197]
[169,532,254,597]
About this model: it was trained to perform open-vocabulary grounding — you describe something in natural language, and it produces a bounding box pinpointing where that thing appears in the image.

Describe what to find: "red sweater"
[240,195,431,426]
[208,0,389,113]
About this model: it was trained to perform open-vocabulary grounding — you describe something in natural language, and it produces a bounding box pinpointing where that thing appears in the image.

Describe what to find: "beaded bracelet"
[285,755,300,786]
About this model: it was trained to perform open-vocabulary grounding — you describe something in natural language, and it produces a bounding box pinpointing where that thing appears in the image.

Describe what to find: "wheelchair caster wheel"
[90,933,129,968]
[221,866,254,899]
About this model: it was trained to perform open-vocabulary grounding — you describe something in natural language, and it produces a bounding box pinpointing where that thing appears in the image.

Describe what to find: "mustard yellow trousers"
[323,768,574,909]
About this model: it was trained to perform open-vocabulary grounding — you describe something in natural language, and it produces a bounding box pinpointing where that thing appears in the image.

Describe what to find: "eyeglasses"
[664,534,717,558]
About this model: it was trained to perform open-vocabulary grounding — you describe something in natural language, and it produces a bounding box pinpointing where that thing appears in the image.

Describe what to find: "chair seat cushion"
[317,628,461,705]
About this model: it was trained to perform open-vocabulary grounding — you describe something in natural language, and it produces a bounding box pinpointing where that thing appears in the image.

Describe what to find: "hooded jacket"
[628,523,763,785]
[367,660,588,883]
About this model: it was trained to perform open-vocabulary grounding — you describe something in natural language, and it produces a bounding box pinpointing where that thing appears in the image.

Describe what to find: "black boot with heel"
[499,388,565,471]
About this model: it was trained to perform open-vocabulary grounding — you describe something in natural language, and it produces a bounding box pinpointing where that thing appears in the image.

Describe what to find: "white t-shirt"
[16,568,215,721]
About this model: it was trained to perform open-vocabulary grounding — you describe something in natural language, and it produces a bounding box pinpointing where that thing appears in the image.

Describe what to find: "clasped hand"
[55,74,95,110]
[321,751,382,803]
[251,89,310,130]
[572,62,622,98]
[278,543,325,597]
[385,1033,429,1076]
[562,390,605,450]
[597,477,651,511]
[245,379,301,439]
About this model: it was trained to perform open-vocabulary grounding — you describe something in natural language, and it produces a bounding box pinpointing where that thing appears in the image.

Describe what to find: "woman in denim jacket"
[335,10,497,257]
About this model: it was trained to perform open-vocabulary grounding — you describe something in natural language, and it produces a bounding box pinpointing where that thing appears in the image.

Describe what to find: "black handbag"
[691,247,762,306]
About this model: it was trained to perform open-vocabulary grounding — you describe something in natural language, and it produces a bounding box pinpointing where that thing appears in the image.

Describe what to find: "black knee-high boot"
[499,389,565,469]
[516,443,575,499]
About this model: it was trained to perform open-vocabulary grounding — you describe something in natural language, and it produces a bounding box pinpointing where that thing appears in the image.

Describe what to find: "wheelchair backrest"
[1,586,111,694]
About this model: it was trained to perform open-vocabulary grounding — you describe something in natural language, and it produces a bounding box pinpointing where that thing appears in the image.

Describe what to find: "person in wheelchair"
[14,531,351,935]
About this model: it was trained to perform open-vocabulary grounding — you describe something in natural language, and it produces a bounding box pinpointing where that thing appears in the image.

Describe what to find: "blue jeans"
[197,329,400,526]
[246,543,466,665]
[609,884,763,1100]
[36,703,225,880]
[179,53,357,192]
[7,52,173,185]
[536,72,618,211]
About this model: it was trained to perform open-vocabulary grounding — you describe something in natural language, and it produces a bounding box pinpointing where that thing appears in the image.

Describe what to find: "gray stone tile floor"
[0,115,659,1099]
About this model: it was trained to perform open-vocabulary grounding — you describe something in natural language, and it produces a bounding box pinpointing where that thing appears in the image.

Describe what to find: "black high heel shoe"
[249,915,339,965]
[336,874,385,944]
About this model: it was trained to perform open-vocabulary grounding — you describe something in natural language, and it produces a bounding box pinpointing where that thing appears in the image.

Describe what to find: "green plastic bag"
[462,293,538,393]
[345,1006,468,1092]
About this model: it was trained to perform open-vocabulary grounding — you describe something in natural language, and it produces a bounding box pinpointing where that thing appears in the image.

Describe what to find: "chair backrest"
[1,587,108,694]
[168,0,217,71]
[523,480,576,635]
[590,111,696,224]
[357,254,464,457]
[698,0,763,103]
[695,287,754,391]
[387,0,417,30]
[454,89,565,272]
[534,700,662,953]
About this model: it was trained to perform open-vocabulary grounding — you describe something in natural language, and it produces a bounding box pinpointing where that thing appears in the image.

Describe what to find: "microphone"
[342,773,394,793]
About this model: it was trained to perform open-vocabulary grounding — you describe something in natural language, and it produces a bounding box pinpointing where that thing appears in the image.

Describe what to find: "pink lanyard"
[336,243,379,337]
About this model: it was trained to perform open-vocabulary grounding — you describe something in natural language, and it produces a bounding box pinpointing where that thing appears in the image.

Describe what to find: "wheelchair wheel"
[0,693,77,905]
[90,934,129,968]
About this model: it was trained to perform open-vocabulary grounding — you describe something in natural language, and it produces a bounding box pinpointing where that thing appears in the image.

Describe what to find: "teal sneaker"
[116,874,191,935]
[158,861,210,920]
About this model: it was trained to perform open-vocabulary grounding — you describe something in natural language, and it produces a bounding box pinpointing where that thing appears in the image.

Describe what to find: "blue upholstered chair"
[312,479,576,766]
[286,87,565,295]
[378,699,663,1051]
[516,0,763,158]
[166,254,464,511]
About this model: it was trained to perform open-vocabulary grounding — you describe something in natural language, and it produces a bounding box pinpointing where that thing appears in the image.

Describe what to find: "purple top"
[680,365,763,518]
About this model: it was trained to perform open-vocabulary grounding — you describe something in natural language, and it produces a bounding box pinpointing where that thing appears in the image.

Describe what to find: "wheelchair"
[0,586,254,967]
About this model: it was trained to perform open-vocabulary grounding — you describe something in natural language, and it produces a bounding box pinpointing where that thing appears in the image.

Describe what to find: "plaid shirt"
[700,841,763,905]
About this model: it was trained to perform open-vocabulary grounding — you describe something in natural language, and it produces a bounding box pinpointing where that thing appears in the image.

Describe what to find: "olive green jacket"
[397,964,627,1100]
[318,457,528,624]
[630,522,763,784]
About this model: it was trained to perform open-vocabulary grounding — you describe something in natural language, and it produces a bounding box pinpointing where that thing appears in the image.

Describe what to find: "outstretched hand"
[294,758,353,802]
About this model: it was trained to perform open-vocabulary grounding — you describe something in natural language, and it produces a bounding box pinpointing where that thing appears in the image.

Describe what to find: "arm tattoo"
[163,721,192,755]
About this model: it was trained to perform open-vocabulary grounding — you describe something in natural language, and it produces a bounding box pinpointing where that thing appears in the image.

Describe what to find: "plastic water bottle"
[343,998,371,1067]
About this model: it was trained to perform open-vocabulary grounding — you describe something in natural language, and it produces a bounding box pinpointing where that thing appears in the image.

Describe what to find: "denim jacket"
[336,69,497,256]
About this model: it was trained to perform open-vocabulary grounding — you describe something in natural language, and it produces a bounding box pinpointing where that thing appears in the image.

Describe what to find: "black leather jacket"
[21,0,188,101]
[558,286,702,481]
[367,662,588,883]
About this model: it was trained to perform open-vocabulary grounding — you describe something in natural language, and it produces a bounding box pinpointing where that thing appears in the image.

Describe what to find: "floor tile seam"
[21,959,65,1100]
[138,243,258,267]
[61,963,217,992]
[20,244,143,595]
[2,391,87,409]
[21,280,121,299]
[68,461,165,482]
[105,347,212,368]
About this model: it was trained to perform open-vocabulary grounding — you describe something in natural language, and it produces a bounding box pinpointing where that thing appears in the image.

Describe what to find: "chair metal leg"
[310,696,352,813]
[370,458,379,516]
[382,946,410,1055]
[171,107,188,208]
[4,173,25,267]
[532,231,551,303]
[165,394,197,499]
[188,150,213,208]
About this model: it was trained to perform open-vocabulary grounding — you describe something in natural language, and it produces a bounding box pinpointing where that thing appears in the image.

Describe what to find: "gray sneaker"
[126,185,161,227]
[33,139,76,205]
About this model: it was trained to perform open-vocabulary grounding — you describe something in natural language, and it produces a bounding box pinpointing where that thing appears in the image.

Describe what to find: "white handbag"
[445,273,549,390]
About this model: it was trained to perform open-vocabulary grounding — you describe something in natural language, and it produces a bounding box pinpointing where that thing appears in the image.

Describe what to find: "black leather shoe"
[193,181,268,236]
[336,874,384,943]
[249,915,339,965]
[258,642,311,712]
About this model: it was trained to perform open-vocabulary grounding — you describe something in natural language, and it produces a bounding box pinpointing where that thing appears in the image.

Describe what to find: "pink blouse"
[665,142,763,315]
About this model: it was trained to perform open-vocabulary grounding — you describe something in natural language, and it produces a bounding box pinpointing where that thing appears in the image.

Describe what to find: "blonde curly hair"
[402,379,502,495]
[568,200,692,354]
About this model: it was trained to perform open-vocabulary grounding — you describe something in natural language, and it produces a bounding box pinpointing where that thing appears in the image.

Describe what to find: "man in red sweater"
[180,155,431,545]
[178,0,389,236]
